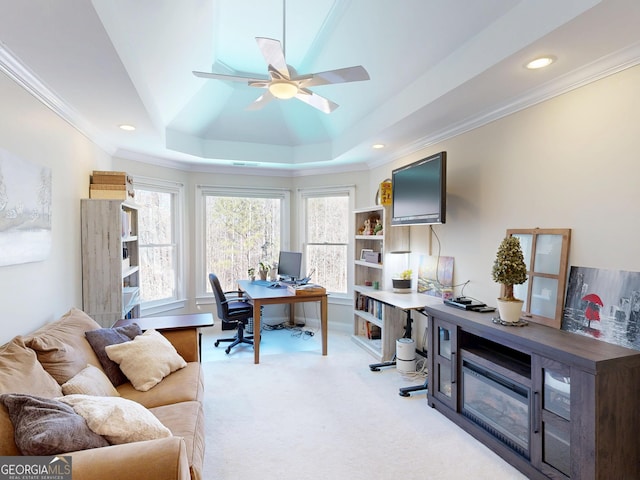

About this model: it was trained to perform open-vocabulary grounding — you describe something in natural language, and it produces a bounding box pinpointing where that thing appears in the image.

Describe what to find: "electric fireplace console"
[425,303,640,480]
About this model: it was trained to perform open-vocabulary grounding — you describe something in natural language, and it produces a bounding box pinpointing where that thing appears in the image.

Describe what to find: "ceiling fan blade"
[248,80,270,88]
[193,70,268,83]
[246,90,276,111]
[256,37,290,79]
[300,66,370,88]
[295,89,338,114]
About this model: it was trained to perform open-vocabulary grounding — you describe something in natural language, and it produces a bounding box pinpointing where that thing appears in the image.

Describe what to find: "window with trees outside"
[300,187,353,296]
[199,187,289,294]
[134,180,184,314]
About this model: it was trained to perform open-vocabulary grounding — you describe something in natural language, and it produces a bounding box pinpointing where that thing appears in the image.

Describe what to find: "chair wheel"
[225,347,231,354]
[214,341,220,347]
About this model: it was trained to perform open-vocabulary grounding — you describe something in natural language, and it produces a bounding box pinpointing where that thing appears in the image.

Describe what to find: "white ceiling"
[1,0,640,174]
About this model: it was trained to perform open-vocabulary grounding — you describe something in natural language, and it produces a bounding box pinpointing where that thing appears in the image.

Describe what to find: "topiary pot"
[392,279,412,293]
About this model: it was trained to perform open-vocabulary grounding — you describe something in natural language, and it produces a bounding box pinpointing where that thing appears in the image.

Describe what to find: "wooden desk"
[113,313,214,360]
[237,280,328,364]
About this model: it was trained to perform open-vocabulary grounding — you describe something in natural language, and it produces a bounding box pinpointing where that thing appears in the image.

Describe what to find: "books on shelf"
[366,321,381,340]
[355,293,383,320]
[121,210,133,237]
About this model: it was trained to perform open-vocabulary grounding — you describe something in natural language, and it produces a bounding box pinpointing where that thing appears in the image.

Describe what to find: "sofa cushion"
[25,308,103,384]
[0,337,63,457]
[0,393,109,455]
[0,336,62,397]
[151,401,205,480]
[59,394,172,445]
[85,323,142,386]
[117,362,204,409]
[105,329,187,392]
[61,364,120,397]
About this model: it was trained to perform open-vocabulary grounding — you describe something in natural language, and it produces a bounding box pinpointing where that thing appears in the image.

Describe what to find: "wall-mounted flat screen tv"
[391,151,446,225]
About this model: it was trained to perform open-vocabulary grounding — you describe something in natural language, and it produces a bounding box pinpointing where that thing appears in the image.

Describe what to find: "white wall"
[370,64,640,346]
[0,72,111,343]
[3,62,640,345]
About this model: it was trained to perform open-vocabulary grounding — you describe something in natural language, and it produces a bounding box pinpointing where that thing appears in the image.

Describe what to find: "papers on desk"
[287,284,326,295]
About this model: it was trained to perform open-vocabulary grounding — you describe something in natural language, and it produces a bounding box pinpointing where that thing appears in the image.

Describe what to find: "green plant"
[258,261,271,273]
[492,236,528,300]
[396,269,412,280]
[248,267,255,276]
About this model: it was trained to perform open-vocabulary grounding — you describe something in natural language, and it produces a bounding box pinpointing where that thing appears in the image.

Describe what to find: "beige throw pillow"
[58,394,171,444]
[105,330,187,392]
[61,364,120,397]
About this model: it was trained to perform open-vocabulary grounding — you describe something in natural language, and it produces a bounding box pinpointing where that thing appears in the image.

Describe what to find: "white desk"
[360,288,442,396]
[359,289,442,312]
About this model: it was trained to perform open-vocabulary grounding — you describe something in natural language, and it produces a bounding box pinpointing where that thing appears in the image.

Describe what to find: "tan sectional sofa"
[0,308,205,480]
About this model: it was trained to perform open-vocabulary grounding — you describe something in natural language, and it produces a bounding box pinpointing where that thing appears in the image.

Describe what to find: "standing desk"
[360,289,441,396]
[237,280,328,364]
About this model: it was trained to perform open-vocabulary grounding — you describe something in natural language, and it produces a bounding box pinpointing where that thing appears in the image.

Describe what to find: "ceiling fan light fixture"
[268,80,298,99]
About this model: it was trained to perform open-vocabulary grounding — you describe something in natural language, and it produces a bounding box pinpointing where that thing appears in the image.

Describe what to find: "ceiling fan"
[192,2,369,114]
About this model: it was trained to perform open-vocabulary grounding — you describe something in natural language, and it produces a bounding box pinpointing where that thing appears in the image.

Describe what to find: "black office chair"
[209,273,254,354]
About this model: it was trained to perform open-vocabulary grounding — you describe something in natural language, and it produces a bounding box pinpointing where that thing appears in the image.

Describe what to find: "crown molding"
[0,44,116,155]
[367,40,640,170]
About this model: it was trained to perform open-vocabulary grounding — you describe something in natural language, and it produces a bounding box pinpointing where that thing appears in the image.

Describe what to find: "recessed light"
[119,124,136,131]
[372,144,385,149]
[525,56,556,70]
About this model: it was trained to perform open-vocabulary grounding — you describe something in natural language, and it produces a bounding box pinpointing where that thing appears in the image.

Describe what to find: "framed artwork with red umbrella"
[562,266,640,351]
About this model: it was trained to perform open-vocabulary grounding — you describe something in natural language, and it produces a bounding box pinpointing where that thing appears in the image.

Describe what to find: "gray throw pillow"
[85,323,142,386]
[0,393,109,455]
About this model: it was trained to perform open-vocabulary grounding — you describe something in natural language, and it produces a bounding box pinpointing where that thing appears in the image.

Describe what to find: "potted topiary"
[491,236,528,323]
[392,269,413,293]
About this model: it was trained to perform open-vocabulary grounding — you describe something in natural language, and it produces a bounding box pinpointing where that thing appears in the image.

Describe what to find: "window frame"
[507,228,571,328]
[195,184,291,303]
[133,176,186,316]
[298,185,355,300]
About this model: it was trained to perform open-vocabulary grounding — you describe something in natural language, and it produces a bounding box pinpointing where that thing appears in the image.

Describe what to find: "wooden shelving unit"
[351,205,409,361]
[81,199,140,327]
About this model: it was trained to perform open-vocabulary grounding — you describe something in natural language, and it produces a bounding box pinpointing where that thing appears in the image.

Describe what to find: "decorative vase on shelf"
[496,298,524,323]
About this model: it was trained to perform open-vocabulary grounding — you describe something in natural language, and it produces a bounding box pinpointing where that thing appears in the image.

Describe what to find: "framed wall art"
[0,148,52,267]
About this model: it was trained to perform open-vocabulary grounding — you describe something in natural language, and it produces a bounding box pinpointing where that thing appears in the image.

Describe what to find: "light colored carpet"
[200,327,527,480]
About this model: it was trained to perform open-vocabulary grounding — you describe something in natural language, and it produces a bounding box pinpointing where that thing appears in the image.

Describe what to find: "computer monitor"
[277,251,302,282]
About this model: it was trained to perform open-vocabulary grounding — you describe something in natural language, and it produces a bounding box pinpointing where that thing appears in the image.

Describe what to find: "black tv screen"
[391,151,446,225]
